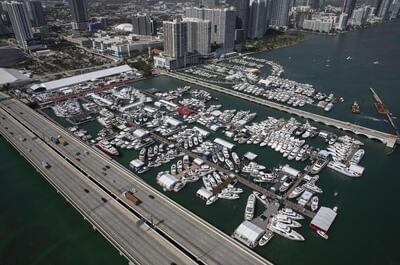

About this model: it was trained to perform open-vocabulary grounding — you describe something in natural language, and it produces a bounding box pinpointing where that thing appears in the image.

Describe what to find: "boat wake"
[360,115,387,123]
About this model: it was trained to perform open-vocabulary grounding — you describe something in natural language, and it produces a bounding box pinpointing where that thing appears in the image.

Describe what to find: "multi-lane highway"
[0,107,196,265]
[0,98,272,265]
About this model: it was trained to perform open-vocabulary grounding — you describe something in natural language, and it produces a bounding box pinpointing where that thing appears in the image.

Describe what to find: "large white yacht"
[269,221,305,241]
[244,194,256,221]
[278,208,304,220]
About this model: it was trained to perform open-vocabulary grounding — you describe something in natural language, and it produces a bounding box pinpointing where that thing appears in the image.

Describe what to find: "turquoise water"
[1,21,400,265]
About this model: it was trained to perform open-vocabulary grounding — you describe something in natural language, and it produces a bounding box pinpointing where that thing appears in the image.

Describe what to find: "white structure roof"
[244,152,257,161]
[192,126,209,137]
[281,164,300,177]
[0,68,30,85]
[196,187,213,200]
[165,117,182,127]
[156,173,178,190]
[193,158,204,166]
[310,207,337,232]
[114,23,133,32]
[233,221,264,248]
[214,138,235,150]
[31,65,132,91]
[133,128,149,138]
[129,159,145,168]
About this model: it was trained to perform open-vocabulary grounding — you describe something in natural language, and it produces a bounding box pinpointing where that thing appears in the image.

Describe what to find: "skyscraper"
[184,18,211,55]
[226,0,250,37]
[248,0,269,39]
[377,0,392,18]
[201,0,219,8]
[163,19,187,59]
[269,0,290,28]
[185,6,236,54]
[25,0,46,27]
[2,1,33,50]
[342,0,357,17]
[388,0,400,19]
[68,0,88,30]
[132,13,155,36]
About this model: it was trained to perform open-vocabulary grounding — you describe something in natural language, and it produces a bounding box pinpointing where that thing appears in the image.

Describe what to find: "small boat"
[258,230,274,247]
[310,196,319,211]
[317,230,329,239]
[351,101,360,114]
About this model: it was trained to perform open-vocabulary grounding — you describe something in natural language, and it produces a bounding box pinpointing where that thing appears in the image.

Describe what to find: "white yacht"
[288,186,305,199]
[218,192,240,200]
[258,230,274,247]
[206,195,218,205]
[269,221,305,241]
[327,161,363,177]
[310,196,319,211]
[232,152,240,165]
[279,208,304,220]
[244,194,256,221]
[272,214,302,228]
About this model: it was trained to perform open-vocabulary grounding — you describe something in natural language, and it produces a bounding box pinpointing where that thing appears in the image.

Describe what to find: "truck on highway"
[50,135,68,146]
[41,160,50,169]
[123,191,142,205]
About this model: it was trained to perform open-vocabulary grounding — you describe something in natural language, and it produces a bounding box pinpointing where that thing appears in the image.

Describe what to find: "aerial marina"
[23,55,379,252]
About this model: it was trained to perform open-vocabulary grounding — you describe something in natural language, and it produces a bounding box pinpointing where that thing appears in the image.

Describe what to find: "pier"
[163,71,399,148]
[0,98,272,265]
[136,123,316,219]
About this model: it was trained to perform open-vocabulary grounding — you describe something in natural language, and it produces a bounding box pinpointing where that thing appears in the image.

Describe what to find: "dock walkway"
[1,98,272,265]
[163,71,399,148]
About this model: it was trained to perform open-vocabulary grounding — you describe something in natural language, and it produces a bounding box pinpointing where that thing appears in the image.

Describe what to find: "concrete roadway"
[0,99,272,265]
[0,108,197,265]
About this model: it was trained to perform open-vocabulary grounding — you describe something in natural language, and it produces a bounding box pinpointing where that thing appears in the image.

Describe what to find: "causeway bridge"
[163,71,399,148]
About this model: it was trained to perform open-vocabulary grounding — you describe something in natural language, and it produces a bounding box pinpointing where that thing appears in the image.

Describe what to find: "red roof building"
[177,107,193,116]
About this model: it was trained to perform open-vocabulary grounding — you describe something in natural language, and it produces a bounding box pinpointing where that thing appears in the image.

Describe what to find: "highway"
[0,98,272,265]
[163,71,399,148]
[0,107,196,265]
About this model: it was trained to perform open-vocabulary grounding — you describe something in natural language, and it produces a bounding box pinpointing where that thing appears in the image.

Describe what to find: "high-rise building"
[226,0,250,36]
[163,19,187,59]
[349,6,370,26]
[25,0,46,27]
[343,0,357,17]
[184,18,211,55]
[377,0,392,18]
[336,12,348,30]
[248,0,269,39]
[269,0,291,28]
[388,0,400,19]
[185,6,236,54]
[201,0,219,8]
[68,0,88,30]
[2,1,33,50]
[132,13,155,36]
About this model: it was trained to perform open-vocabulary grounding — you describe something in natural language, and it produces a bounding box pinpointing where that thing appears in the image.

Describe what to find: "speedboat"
[310,196,319,211]
[232,152,240,165]
[258,230,274,247]
[288,186,304,199]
